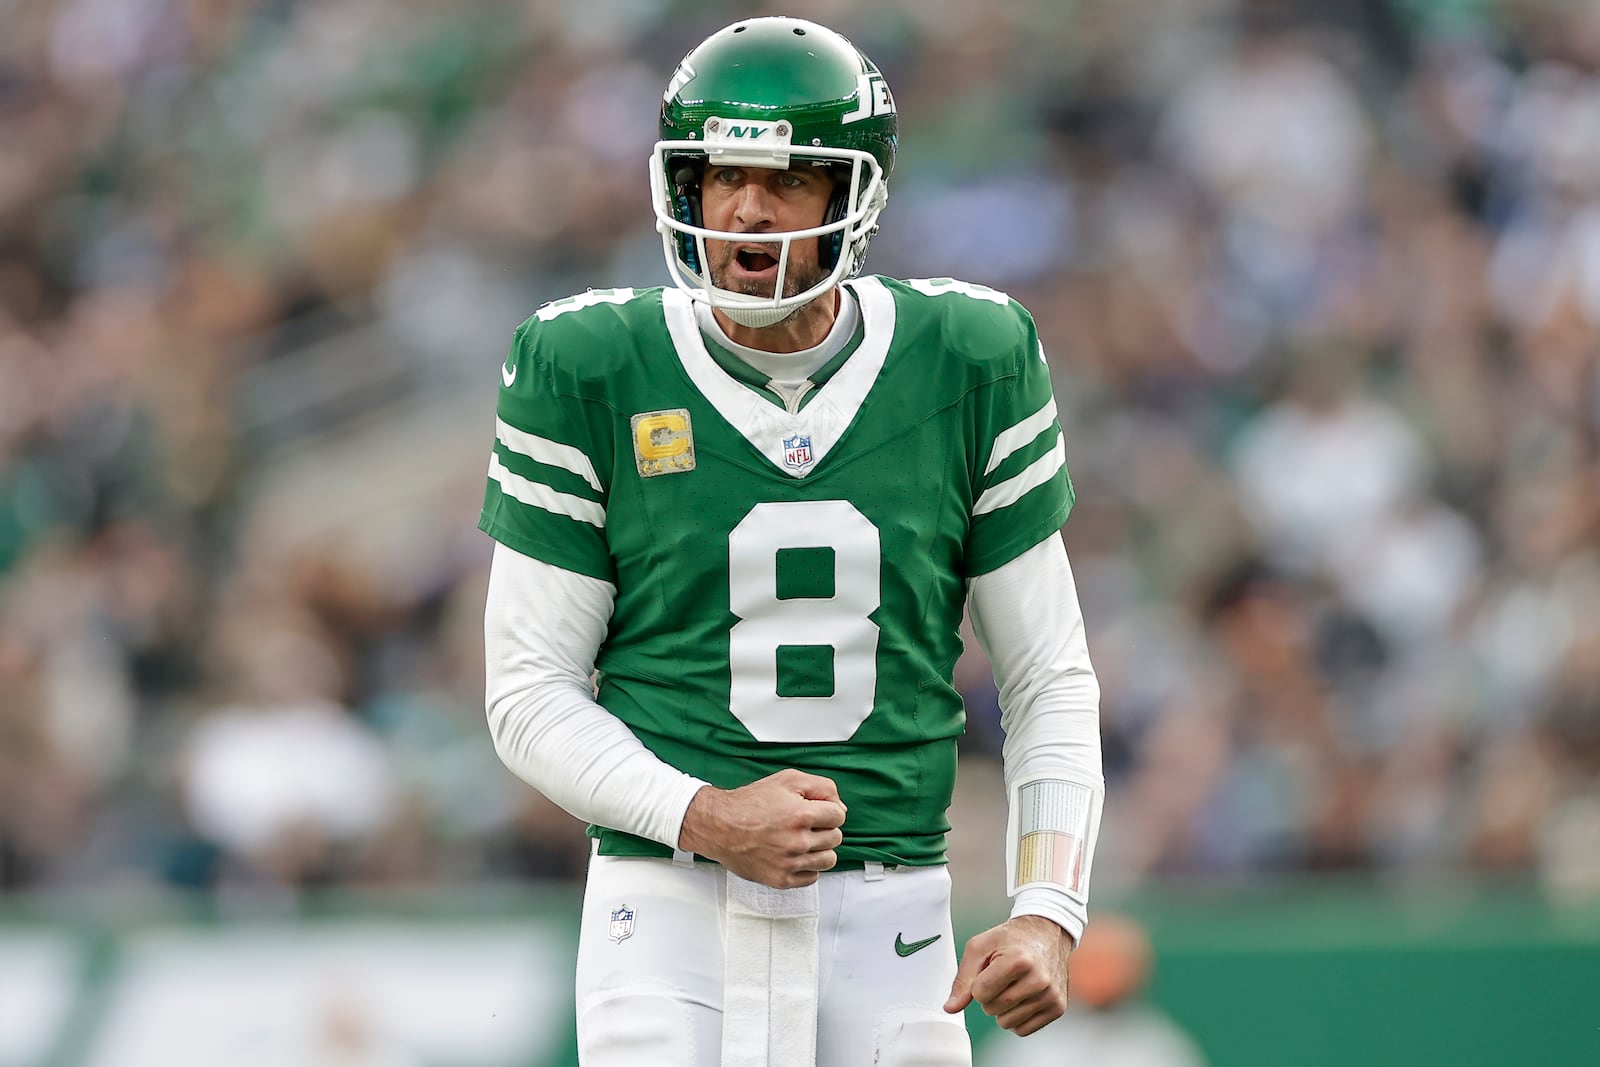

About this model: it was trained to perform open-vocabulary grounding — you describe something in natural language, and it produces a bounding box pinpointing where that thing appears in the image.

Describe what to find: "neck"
[713,288,840,353]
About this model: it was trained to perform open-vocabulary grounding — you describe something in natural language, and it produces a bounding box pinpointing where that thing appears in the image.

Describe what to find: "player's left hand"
[942,915,1073,1036]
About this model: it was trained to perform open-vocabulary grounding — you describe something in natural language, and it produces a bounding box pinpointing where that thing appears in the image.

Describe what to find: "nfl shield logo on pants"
[782,434,814,472]
[608,905,635,943]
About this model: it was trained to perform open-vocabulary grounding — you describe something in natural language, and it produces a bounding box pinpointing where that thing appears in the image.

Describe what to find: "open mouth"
[735,248,779,276]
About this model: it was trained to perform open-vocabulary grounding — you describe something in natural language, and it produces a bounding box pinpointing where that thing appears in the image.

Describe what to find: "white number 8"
[727,500,880,743]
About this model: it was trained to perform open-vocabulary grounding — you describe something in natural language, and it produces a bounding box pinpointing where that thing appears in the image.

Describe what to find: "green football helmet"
[652,17,898,327]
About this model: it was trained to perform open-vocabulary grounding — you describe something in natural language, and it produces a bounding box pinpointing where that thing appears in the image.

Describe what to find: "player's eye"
[711,167,745,184]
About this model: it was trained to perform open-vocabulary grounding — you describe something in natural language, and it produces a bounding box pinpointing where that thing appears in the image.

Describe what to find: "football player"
[481,16,1104,1066]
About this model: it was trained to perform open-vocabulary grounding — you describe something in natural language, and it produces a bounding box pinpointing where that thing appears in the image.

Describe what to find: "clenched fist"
[944,915,1074,1036]
[677,768,847,888]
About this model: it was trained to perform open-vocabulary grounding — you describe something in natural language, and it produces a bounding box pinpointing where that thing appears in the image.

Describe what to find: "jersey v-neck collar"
[662,277,895,479]
[697,308,867,413]
[695,288,859,384]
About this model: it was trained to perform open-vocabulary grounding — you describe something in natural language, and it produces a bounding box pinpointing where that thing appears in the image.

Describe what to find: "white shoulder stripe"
[489,455,606,527]
[496,418,602,492]
[974,433,1066,516]
[984,396,1058,477]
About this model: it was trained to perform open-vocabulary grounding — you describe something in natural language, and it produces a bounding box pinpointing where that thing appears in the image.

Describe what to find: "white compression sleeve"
[968,534,1105,944]
[483,542,708,849]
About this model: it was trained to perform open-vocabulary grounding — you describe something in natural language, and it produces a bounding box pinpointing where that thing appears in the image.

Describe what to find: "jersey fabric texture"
[478,275,1073,867]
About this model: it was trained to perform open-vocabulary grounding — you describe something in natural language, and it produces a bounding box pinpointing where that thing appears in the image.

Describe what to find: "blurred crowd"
[1,0,1598,905]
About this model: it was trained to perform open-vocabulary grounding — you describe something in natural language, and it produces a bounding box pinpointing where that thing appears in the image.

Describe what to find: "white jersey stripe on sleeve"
[489,455,606,527]
[496,418,602,493]
[984,396,1058,477]
[974,433,1066,516]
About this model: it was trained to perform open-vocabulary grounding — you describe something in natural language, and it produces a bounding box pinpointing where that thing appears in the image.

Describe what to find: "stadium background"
[2,0,1599,1063]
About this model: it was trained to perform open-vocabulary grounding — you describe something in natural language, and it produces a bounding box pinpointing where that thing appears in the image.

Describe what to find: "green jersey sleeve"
[478,311,617,582]
[964,302,1074,576]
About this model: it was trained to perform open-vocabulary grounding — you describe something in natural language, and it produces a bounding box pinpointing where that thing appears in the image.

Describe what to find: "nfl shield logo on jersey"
[782,434,814,472]
[608,905,636,944]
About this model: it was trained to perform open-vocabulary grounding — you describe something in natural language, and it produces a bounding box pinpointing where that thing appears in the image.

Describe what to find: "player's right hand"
[677,769,847,889]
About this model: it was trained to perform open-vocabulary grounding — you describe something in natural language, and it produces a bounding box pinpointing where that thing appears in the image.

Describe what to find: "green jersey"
[479,275,1073,867]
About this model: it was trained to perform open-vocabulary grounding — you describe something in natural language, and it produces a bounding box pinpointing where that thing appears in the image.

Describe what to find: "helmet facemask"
[650,126,888,328]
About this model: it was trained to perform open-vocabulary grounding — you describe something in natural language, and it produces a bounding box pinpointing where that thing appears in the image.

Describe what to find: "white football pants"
[575,852,972,1067]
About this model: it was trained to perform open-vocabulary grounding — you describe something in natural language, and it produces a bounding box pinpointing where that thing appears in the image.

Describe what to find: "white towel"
[720,873,821,1067]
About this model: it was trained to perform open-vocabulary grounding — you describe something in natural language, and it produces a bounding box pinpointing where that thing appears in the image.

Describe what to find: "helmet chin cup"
[719,299,813,329]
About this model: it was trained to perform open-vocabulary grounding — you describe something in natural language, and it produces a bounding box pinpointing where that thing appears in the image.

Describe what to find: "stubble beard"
[709,241,828,301]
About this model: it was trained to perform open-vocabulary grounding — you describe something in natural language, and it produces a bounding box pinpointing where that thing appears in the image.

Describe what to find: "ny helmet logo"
[702,116,794,166]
